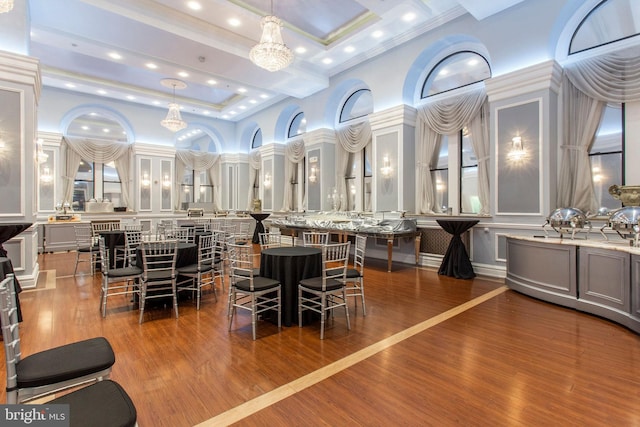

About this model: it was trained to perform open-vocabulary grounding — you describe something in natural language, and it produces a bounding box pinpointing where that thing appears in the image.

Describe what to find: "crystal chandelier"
[249,5,293,72]
[0,0,14,13]
[160,79,187,133]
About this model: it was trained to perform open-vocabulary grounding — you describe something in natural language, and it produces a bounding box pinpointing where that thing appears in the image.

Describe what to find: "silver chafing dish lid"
[608,206,640,229]
[546,207,587,227]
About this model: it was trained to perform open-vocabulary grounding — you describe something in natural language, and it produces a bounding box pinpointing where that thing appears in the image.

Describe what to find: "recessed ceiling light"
[103,128,110,133]
[238,87,247,93]
[207,79,217,85]
[344,46,355,53]
[187,1,202,11]
[65,83,76,88]
[239,105,246,110]
[178,71,189,78]
[230,111,237,115]
[108,52,122,60]
[222,114,230,119]
[295,47,307,54]
[249,99,257,104]
[322,58,333,65]
[228,18,241,27]
[81,125,90,130]
[402,12,416,22]
[438,69,449,76]
[260,94,269,99]
[152,100,161,105]
[97,89,107,95]
[203,110,210,115]
[372,30,384,38]
[146,62,158,69]
[126,95,136,100]
[467,59,479,66]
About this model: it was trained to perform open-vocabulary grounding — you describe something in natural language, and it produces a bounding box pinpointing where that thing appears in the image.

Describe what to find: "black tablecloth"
[135,242,197,269]
[99,230,125,268]
[436,219,479,279]
[260,246,322,326]
[0,257,22,321]
[0,223,32,258]
[250,213,270,244]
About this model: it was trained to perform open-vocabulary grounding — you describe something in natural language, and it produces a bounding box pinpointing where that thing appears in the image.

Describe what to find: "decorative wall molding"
[303,128,336,148]
[486,60,563,102]
[370,104,417,131]
[0,51,41,98]
[134,142,176,157]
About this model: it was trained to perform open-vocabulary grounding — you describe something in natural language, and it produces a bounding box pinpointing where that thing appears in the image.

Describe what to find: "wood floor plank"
[3,250,640,426]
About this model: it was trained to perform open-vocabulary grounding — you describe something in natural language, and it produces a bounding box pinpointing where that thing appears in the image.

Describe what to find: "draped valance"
[564,45,640,103]
[175,149,220,171]
[417,86,487,134]
[62,136,131,163]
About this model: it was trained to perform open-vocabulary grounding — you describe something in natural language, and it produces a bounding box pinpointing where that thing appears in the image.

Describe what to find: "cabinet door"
[631,255,640,318]
[578,247,630,313]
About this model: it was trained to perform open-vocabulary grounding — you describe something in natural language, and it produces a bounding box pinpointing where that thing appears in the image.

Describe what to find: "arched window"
[421,51,490,99]
[570,0,640,55]
[287,112,307,138]
[416,50,490,214]
[251,128,263,149]
[339,89,372,123]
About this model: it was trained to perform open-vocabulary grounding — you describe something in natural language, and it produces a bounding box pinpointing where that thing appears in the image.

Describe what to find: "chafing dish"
[609,184,640,206]
[600,206,640,246]
[543,207,591,239]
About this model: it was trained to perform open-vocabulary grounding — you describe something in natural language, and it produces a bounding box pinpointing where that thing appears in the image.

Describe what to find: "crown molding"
[370,104,417,131]
[486,60,563,103]
[0,50,41,99]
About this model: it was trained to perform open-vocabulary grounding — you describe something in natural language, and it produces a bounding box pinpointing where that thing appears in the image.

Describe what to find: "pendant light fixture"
[249,0,293,72]
[160,78,187,133]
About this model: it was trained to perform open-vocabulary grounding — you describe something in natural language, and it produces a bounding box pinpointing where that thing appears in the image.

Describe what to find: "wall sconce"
[309,166,317,183]
[380,155,393,177]
[507,136,527,162]
[40,166,53,184]
[141,172,150,187]
[162,174,172,188]
[263,173,271,189]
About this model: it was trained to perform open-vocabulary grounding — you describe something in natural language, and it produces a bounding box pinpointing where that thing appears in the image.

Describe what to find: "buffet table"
[506,235,640,335]
[274,218,421,272]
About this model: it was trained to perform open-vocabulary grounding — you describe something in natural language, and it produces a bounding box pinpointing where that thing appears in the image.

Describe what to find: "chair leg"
[251,294,257,340]
[138,290,146,324]
[172,285,179,319]
[228,290,236,330]
[359,279,367,316]
[320,294,326,340]
[343,289,351,331]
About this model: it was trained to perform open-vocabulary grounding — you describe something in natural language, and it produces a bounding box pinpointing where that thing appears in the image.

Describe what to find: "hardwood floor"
[6,249,640,426]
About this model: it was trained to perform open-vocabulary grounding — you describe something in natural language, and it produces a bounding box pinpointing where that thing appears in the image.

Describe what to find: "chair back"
[228,243,256,290]
[193,219,211,233]
[124,230,143,266]
[259,232,282,250]
[353,234,367,274]
[124,224,143,232]
[210,219,223,231]
[167,227,195,243]
[197,233,215,268]
[303,231,330,247]
[91,222,113,238]
[74,224,93,249]
[97,236,111,274]
[237,221,251,242]
[140,240,178,283]
[321,242,351,290]
[0,275,22,396]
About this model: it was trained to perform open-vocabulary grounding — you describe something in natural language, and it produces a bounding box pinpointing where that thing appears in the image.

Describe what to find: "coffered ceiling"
[27,0,525,122]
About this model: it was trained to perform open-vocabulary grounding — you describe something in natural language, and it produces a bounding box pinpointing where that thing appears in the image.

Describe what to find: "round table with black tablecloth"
[98,230,125,268]
[0,223,31,322]
[260,246,322,326]
[250,213,270,244]
[436,219,479,279]
[135,242,197,269]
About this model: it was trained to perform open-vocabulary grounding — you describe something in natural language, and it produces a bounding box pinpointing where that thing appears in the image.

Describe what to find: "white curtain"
[61,136,132,209]
[281,138,305,211]
[174,158,186,211]
[415,87,487,213]
[247,150,261,210]
[557,75,605,213]
[559,46,640,212]
[175,149,220,210]
[335,121,371,211]
[466,102,491,215]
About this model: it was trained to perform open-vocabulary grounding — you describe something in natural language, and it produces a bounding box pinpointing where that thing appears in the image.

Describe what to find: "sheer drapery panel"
[335,121,371,211]
[415,87,487,214]
[281,138,305,212]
